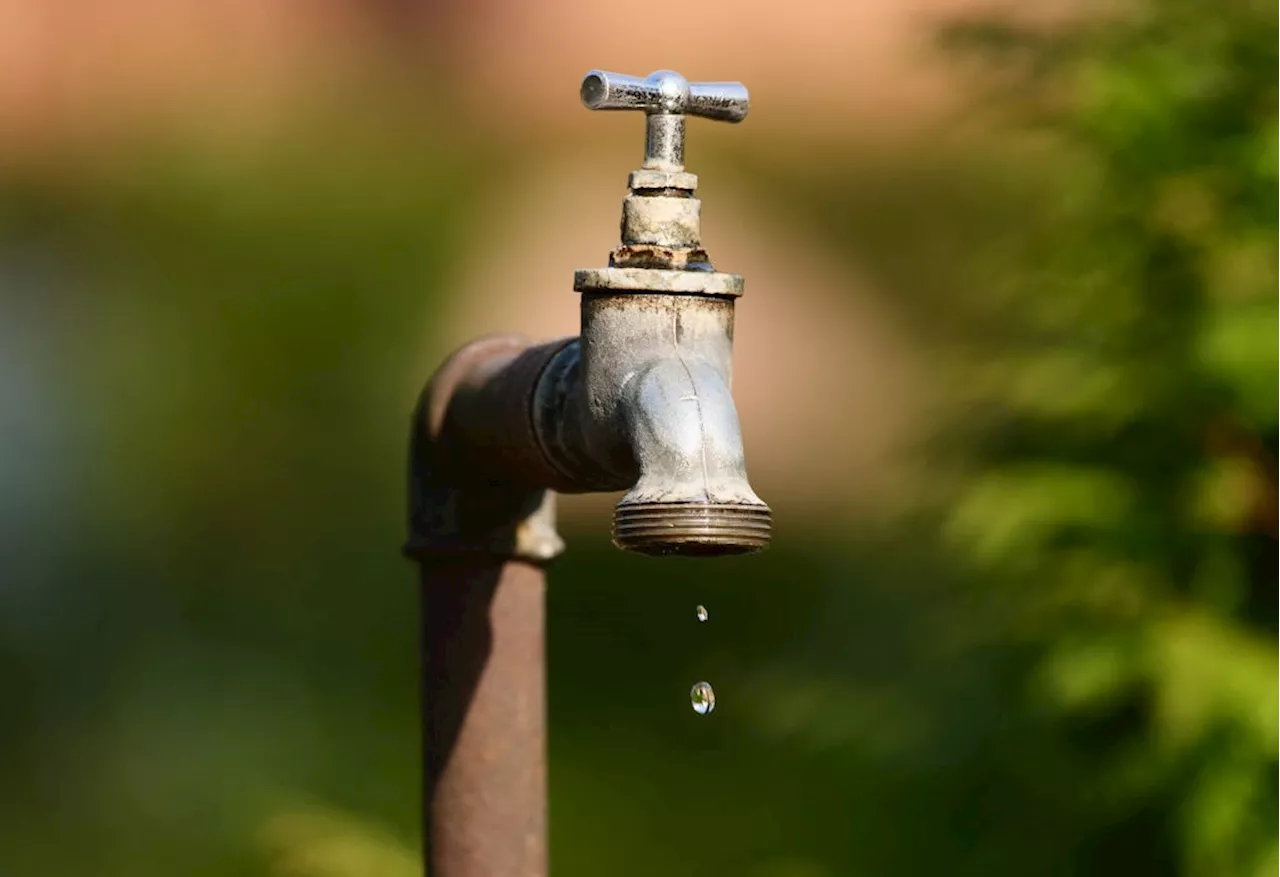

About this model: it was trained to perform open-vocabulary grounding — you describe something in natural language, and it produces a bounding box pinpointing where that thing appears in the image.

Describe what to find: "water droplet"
[695,605,708,622]
[690,681,716,715]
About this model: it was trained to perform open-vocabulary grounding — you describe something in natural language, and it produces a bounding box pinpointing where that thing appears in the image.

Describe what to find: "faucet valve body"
[408,70,770,562]
[568,69,771,556]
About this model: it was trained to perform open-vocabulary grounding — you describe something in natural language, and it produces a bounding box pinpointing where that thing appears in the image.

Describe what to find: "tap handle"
[580,70,749,121]
[580,70,748,171]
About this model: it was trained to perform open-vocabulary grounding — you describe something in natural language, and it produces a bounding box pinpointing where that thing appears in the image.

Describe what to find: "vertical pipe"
[420,559,547,877]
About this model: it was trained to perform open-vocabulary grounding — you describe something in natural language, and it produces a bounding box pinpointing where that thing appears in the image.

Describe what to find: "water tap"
[409,70,771,559]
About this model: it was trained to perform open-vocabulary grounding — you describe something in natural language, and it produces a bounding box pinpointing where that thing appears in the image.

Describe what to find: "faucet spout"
[522,290,769,556]
[622,355,757,506]
[601,294,769,555]
[614,353,771,554]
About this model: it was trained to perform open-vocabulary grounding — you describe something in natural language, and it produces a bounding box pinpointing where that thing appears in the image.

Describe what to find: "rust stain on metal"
[420,560,547,877]
[609,243,711,270]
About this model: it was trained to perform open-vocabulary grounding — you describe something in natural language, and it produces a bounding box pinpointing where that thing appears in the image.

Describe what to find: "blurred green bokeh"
[0,1,1274,875]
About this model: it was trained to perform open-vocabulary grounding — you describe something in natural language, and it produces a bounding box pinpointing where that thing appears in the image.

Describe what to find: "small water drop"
[690,681,716,715]
[695,605,708,622]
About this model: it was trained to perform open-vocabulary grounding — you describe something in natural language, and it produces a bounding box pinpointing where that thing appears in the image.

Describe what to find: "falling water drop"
[695,605,708,622]
[690,681,716,715]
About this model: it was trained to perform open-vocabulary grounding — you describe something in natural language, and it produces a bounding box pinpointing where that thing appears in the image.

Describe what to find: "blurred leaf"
[944,466,1135,565]
[1196,299,1280,427]
[259,805,417,877]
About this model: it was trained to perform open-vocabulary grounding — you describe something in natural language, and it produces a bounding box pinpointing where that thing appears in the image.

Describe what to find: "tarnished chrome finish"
[578,68,749,294]
[580,70,749,171]
[568,69,769,553]
[580,70,749,121]
[409,71,767,559]
[644,114,685,171]
[419,297,771,557]
[577,292,769,555]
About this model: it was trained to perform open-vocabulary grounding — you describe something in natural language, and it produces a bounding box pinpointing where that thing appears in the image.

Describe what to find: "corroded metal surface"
[621,192,701,247]
[608,243,711,270]
[576,71,748,292]
[573,267,744,296]
[628,168,698,191]
[420,560,546,877]
[612,501,772,556]
[404,334,565,564]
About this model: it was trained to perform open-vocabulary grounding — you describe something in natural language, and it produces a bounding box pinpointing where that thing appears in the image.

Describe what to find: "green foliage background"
[938,4,1279,873]
[0,0,1273,875]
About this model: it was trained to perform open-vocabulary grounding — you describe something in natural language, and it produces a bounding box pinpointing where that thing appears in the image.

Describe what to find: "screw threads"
[612,501,772,557]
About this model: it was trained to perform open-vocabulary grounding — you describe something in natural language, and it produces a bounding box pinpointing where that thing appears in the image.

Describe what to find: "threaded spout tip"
[612,501,771,557]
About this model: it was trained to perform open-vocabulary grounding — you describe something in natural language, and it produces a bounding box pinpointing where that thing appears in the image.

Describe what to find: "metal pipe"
[407,334,559,877]
[406,70,768,876]
[419,559,546,877]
